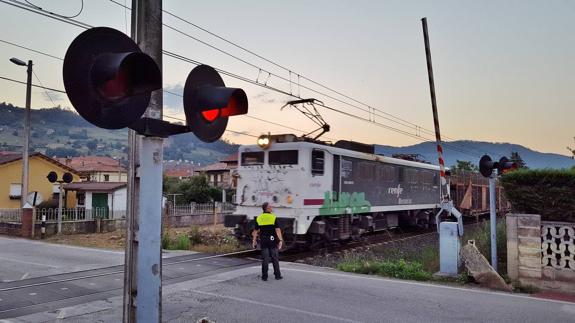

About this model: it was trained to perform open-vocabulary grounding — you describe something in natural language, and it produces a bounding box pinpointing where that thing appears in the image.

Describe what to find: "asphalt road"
[8,262,575,323]
[0,236,124,282]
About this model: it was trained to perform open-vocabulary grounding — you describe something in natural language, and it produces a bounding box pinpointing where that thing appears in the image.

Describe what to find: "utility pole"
[10,57,32,207]
[123,0,163,322]
[22,60,32,208]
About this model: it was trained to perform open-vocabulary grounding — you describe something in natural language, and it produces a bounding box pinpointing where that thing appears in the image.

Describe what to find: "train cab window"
[311,149,325,176]
[241,152,264,166]
[269,150,299,165]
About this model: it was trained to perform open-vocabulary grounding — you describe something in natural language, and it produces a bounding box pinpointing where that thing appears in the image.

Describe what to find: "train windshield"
[269,150,298,165]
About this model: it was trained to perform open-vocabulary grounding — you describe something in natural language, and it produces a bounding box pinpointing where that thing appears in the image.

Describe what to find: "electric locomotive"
[224,134,445,248]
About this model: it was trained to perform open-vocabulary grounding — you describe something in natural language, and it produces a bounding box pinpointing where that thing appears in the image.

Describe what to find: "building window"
[104,174,110,182]
[241,152,264,166]
[269,150,299,165]
[311,150,324,175]
[9,183,21,199]
[77,192,86,206]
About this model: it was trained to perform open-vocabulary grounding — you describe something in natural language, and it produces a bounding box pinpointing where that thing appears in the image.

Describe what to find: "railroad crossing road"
[6,262,575,323]
[0,240,255,322]
[0,236,197,282]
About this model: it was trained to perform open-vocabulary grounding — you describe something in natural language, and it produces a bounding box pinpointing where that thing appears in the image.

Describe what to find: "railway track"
[0,250,258,319]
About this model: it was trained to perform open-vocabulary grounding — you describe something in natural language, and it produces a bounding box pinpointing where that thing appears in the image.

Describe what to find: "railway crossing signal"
[479,155,518,178]
[63,27,248,142]
[184,65,248,142]
[63,27,162,130]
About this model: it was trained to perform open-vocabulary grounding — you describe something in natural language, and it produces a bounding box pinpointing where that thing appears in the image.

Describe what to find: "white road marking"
[57,309,66,319]
[196,264,202,267]
[20,272,29,280]
[0,256,58,268]
[60,287,68,290]
[284,267,575,306]
[179,267,185,270]
[28,293,37,296]
[89,283,96,286]
[191,290,362,323]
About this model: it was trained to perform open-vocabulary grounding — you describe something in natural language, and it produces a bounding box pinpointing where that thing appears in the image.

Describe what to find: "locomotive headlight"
[287,195,293,204]
[257,134,271,149]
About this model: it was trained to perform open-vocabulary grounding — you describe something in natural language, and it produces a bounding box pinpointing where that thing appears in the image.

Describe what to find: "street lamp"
[10,57,32,207]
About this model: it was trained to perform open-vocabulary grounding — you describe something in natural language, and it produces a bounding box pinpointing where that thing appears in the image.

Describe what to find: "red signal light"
[201,109,220,122]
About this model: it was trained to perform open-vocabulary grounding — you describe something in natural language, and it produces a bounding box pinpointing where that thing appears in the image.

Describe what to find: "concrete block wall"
[506,214,542,288]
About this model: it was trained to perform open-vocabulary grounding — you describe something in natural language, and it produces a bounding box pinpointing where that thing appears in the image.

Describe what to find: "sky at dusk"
[0,0,573,156]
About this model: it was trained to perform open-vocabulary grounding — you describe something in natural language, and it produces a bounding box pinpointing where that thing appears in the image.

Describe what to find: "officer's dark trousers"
[261,247,281,279]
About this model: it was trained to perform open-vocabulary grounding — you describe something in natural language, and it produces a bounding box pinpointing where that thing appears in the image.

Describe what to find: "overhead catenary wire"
[106,0,486,154]
[0,0,488,158]
[24,0,84,19]
[159,3,490,155]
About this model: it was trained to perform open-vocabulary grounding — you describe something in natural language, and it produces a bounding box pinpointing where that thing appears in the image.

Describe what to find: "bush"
[337,259,432,281]
[501,169,575,222]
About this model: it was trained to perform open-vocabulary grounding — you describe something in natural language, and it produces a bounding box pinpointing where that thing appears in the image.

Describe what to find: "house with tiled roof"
[56,156,127,182]
[0,151,81,208]
[198,153,238,189]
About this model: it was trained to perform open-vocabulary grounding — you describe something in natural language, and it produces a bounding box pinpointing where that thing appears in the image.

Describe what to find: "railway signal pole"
[123,0,164,321]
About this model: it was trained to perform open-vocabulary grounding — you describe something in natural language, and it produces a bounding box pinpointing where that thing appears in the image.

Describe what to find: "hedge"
[500,169,575,222]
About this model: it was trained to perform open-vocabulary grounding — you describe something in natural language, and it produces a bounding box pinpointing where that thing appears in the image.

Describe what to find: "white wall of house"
[90,171,127,182]
[82,188,126,211]
[112,188,127,211]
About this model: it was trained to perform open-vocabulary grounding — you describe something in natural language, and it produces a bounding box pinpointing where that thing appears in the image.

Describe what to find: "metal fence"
[0,208,22,223]
[166,202,236,217]
[34,207,126,222]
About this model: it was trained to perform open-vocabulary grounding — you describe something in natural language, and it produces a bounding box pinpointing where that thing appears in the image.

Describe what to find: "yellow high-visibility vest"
[256,212,276,226]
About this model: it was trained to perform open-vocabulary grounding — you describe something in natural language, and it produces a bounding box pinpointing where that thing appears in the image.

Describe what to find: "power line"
[160,3,488,155]
[0,75,66,93]
[0,39,63,61]
[2,0,91,29]
[163,50,481,158]
[24,0,84,19]
[0,1,487,158]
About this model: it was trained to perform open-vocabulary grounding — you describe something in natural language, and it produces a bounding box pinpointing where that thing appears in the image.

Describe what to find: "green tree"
[170,175,221,204]
[510,151,528,169]
[450,160,478,173]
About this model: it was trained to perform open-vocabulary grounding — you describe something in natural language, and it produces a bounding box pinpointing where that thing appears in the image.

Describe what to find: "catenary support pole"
[123,0,163,322]
[489,169,498,271]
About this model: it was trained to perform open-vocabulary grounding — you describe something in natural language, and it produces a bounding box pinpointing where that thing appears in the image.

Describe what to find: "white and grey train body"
[224,134,444,248]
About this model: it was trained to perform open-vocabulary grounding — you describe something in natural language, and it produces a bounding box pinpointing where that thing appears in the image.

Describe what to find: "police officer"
[252,202,283,281]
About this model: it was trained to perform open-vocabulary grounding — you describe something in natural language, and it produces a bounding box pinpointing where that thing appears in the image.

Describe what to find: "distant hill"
[0,103,237,165]
[376,141,574,169]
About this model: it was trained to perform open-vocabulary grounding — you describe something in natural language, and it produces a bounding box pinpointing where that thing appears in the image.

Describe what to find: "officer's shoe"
[275,276,283,280]
[261,276,268,281]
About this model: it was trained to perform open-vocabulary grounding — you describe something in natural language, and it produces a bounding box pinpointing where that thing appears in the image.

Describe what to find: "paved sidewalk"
[6,262,575,323]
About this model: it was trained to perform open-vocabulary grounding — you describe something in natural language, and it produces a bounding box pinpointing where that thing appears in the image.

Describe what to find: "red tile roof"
[0,151,80,175]
[199,162,235,172]
[64,181,127,192]
[56,156,126,173]
[219,153,238,163]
